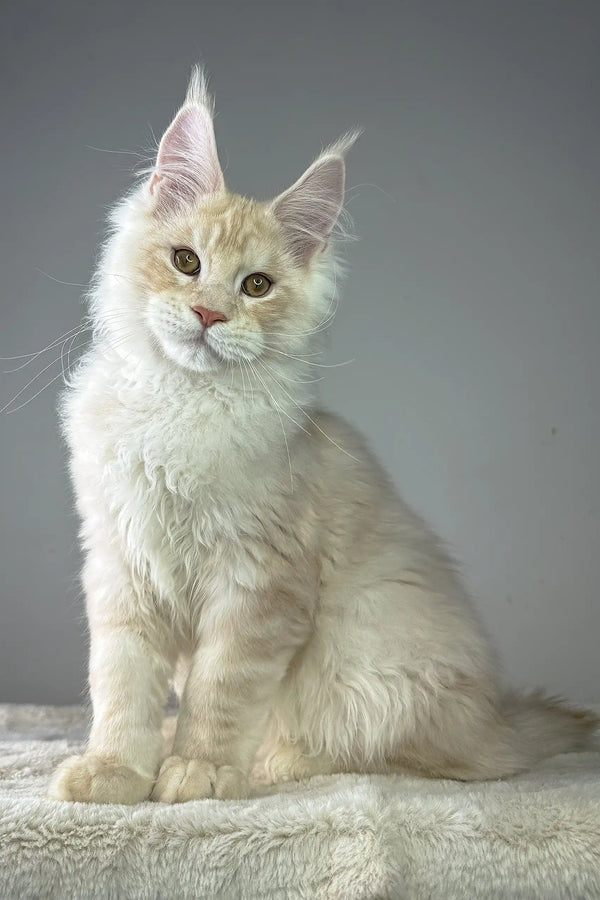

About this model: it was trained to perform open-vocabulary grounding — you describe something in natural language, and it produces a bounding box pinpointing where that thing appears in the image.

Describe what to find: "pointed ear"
[270,132,359,263]
[149,67,224,211]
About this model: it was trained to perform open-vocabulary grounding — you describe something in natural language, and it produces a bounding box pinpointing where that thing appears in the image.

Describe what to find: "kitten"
[50,69,596,804]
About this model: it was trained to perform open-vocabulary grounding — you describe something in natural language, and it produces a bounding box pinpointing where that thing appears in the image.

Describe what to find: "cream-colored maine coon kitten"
[50,69,596,804]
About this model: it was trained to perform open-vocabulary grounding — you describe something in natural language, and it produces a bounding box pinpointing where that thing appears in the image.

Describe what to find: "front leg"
[49,622,175,803]
[50,557,176,804]
[152,586,311,802]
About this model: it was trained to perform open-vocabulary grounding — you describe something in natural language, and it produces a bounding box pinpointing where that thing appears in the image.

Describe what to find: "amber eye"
[173,248,201,275]
[241,273,272,298]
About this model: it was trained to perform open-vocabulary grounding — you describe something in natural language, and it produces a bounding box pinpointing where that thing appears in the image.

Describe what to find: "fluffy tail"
[394,690,599,782]
[499,691,599,771]
[451,692,599,781]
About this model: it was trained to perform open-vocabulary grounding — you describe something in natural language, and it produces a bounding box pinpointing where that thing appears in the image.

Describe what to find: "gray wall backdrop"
[1,1,598,705]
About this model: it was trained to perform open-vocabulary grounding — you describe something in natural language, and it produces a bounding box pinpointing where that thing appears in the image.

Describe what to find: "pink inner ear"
[271,155,345,262]
[150,104,224,208]
[149,173,162,196]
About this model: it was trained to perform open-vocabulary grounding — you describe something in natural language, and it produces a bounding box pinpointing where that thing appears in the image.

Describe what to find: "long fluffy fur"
[49,70,597,805]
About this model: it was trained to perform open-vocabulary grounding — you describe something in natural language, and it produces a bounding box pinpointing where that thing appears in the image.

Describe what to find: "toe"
[151,756,185,803]
[177,759,216,802]
[214,765,248,799]
[151,756,216,803]
[49,754,152,804]
[49,755,92,801]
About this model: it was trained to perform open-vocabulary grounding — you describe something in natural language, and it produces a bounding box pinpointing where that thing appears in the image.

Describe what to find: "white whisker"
[239,357,248,405]
[247,362,295,490]
[1,324,90,369]
[264,345,355,369]
[255,359,360,463]
[248,364,310,437]
[260,364,323,385]
[34,268,89,288]
[85,145,148,159]
[4,369,71,415]
[1,341,90,415]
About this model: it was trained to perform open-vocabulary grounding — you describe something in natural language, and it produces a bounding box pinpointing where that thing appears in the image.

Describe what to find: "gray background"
[1,1,598,705]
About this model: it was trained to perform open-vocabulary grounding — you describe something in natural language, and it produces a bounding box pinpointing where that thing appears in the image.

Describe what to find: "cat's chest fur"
[66,352,307,609]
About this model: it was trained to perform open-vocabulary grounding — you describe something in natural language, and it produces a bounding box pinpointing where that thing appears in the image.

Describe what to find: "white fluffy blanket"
[0,704,599,899]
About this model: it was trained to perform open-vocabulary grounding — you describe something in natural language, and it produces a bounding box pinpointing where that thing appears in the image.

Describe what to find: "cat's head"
[97,68,357,376]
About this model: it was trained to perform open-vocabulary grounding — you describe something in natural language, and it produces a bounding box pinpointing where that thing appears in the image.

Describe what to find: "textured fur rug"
[0,704,599,899]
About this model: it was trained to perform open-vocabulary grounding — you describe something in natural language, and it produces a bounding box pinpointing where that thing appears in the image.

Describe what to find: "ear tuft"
[321,128,363,160]
[184,65,215,113]
[150,66,224,211]
[271,129,361,263]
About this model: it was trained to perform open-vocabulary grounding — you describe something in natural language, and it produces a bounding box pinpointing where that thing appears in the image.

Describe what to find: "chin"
[158,335,225,374]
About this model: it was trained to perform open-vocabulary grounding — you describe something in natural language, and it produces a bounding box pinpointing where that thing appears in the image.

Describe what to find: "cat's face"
[100,69,355,376]
[136,192,318,374]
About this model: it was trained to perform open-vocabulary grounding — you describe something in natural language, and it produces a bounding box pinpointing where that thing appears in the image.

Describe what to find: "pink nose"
[191,305,228,328]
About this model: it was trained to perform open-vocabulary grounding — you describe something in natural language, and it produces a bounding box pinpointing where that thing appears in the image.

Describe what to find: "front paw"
[49,754,153,804]
[151,755,248,802]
